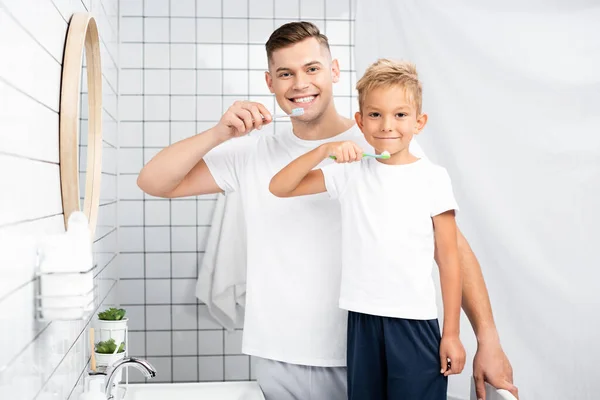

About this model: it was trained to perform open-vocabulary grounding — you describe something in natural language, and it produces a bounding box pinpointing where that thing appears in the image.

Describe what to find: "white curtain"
[355,1,600,399]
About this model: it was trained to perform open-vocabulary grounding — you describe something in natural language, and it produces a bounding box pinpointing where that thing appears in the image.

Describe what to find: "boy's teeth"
[293,96,315,103]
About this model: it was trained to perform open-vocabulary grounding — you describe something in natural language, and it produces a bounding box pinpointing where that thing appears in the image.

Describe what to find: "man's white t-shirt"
[203,125,425,367]
[322,157,459,320]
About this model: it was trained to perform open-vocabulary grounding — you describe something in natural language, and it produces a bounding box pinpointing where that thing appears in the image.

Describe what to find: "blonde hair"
[356,59,423,115]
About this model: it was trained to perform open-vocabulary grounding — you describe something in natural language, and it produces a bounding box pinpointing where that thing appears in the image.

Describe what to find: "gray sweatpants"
[254,357,347,400]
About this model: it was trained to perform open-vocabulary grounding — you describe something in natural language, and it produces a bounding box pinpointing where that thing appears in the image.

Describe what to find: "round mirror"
[79,47,88,211]
[59,13,103,236]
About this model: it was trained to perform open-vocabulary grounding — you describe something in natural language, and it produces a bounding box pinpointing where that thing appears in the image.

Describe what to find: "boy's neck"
[290,104,354,141]
[378,150,420,166]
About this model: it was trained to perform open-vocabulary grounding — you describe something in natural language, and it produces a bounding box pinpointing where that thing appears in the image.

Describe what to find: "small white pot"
[95,351,125,381]
[95,318,128,344]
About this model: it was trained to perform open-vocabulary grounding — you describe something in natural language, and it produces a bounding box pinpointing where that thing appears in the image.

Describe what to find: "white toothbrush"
[329,150,391,160]
[271,108,305,119]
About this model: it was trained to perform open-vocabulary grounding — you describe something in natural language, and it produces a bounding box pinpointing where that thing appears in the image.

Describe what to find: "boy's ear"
[415,113,428,135]
[354,111,363,130]
[265,71,274,93]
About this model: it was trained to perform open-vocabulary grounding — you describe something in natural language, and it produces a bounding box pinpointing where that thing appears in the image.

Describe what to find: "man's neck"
[290,105,355,141]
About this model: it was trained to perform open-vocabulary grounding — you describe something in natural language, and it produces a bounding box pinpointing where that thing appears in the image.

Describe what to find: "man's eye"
[279,72,291,78]
[308,67,319,72]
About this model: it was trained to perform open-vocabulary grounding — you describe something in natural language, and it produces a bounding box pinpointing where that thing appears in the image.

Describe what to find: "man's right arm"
[137,101,272,198]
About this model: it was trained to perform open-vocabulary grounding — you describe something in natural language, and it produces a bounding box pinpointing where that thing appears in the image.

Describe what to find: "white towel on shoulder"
[195,191,247,331]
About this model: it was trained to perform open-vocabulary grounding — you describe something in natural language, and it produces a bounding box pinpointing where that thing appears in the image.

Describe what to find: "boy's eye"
[368,112,380,118]
[396,113,407,117]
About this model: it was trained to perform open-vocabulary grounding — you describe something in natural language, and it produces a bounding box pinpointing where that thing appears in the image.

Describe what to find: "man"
[137,22,518,400]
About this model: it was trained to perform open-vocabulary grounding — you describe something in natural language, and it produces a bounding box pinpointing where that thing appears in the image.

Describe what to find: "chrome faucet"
[104,357,156,399]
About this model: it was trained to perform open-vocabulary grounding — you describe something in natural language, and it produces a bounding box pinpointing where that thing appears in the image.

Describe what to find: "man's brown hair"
[265,21,330,65]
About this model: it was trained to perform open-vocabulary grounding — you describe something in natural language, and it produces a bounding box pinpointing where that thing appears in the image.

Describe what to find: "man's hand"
[473,340,519,399]
[215,101,273,140]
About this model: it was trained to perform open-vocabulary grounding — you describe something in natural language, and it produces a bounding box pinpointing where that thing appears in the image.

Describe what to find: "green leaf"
[97,307,126,321]
[95,338,126,354]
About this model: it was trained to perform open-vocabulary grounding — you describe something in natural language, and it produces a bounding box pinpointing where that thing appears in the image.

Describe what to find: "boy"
[270,59,466,399]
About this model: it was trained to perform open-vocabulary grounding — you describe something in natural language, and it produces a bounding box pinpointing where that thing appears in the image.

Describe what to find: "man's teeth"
[293,96,315,103]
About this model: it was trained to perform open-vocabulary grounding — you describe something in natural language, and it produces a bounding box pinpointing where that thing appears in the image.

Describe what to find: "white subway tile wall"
[118,0,357,383]
[0,0,120,398]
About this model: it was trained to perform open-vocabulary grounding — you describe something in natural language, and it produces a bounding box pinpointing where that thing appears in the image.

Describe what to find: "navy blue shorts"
[347,311,447,400]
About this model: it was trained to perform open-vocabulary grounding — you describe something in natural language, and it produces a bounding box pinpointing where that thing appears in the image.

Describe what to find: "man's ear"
[265,71,274,93]
[331,59,340,83]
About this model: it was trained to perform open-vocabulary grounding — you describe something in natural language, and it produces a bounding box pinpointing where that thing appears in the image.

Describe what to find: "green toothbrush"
[329,150,391,160]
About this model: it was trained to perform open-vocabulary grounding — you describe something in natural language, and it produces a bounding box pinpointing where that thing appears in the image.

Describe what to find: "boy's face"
[265,38,340,123]
[355,85,427,156]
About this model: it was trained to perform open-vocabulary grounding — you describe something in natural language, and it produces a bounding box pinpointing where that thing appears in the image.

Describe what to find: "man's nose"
[292,74,310,91]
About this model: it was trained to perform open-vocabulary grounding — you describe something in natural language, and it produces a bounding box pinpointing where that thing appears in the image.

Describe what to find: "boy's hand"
[440,335,466,376]
[324,141,363,163]
[215,101,272,140]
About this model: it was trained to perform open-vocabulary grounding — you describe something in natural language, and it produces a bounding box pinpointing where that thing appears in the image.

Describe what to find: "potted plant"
[95,307,128,345]
[94,338,126,380]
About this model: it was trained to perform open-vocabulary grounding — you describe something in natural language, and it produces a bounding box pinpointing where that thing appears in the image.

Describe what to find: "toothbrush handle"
[329,153,380,160]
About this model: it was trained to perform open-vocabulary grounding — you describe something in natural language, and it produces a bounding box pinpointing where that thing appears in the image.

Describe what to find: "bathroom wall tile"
[173,330,198,355]
[198,330,223,355]
[171,43,196,68]
[198,356,224,381]
[173,305,198,330]
[145,253,171,278]
[147,331,171,356]
[144,43,170,68]
[171,200,197,227]
[146,279,171,304]
[144,18,169,42]
[197,18,222,43]
[171,0,195,17]
[119,253,145,279]
[197,0,222,17]
[224,330,244,354]
[144,121,171,147]
[144,0,169,16]
[145,200,171,226]
[146,305,171,330]
[145,70,170,94]
[223,0,247,17]
[171,278,197,304]
[225,355,250,380]
[119,200,144,226]
[173,356,198,382]
[172,18,196,43]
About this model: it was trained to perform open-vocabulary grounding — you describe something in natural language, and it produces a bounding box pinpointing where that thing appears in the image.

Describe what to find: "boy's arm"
[269,145,329,198]
[433,211,462,337]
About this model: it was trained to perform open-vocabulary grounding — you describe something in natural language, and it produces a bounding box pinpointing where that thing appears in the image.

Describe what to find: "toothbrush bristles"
[380,151,391,159]
[290,108,304,116]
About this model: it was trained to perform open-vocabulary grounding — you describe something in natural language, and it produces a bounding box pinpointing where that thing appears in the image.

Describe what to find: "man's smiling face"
[265,37,340,123]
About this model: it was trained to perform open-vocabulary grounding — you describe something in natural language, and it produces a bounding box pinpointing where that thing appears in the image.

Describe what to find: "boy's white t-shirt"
[322,157,459,320]
[203,125,426,366]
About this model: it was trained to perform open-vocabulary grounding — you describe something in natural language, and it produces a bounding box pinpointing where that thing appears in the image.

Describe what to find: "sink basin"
[123,381,265,400]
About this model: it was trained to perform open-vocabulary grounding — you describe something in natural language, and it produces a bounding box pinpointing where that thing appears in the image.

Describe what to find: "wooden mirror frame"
[59,13,102,235]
